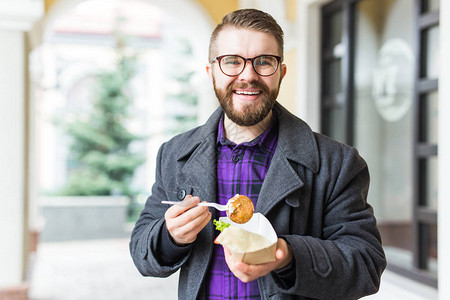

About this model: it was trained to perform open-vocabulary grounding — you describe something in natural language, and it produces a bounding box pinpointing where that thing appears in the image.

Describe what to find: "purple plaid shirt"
[205,113,278,299]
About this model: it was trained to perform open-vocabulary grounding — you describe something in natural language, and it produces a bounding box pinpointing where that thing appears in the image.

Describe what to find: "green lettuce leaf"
[213,219,230,232]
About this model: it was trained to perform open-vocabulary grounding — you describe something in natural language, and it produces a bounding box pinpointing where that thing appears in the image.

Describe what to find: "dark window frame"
[321,0,439,287]
[321,0,356,145]
[412,0,439,286]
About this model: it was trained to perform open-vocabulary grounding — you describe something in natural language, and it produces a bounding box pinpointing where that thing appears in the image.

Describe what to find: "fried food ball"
[227,194,254,224]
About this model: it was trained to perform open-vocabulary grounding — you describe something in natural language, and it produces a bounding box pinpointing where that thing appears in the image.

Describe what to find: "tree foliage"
[58,33,144,196]
[164,37,198,135]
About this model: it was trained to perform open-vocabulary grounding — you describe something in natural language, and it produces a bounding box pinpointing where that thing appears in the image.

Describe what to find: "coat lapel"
[175,107,222,203]
[256,149,304,214]
[174,109,222,255]
[181,139,217,202]
[257,103,320,214]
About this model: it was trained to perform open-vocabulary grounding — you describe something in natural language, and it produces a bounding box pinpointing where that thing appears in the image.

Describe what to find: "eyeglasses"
[211,54,282,77]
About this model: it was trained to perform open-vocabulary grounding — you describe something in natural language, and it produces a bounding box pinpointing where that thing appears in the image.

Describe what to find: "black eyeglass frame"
[211,54,282,77]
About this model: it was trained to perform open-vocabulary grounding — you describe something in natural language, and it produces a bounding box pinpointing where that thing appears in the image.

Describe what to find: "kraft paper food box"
[218,213,278,264]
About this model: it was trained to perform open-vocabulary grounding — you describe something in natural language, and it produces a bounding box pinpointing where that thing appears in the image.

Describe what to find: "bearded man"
[130,8,386,300]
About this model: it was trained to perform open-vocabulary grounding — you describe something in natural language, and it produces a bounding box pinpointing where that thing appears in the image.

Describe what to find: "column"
[0,0,43,295]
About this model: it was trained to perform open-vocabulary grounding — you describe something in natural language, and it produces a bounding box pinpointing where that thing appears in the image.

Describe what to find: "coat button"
[177,189,186,200]
[232,156,239,163]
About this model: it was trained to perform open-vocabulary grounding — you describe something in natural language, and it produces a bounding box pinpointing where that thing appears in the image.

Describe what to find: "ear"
[206,64,214,81]
[281,63,287,79]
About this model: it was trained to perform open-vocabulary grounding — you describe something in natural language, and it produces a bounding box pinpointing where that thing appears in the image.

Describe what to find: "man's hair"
[208,9,284,62]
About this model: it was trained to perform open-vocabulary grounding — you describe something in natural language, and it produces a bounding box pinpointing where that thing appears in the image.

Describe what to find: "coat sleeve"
[271,146,386,300]
[129,143,192,278]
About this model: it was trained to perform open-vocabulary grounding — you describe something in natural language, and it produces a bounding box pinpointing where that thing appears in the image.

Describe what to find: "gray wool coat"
[130,102,386,300]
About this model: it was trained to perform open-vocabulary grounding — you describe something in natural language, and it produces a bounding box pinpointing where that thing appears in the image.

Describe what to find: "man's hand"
[223,238,293,282]
[165,195,211,245]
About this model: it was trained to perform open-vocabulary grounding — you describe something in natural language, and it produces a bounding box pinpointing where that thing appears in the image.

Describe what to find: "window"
[412,0,439,285]
[321,2,353,145]
[321,0,439,287]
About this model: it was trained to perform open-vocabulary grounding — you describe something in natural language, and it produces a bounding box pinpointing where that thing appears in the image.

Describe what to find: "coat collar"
[176,107,222,162]
[176,102,319,173]
[274,102,319,173]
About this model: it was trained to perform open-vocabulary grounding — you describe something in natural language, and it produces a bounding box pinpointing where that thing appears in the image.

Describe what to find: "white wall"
[0,28,27,289]
[0,0,43,288]
[297,0,331,131]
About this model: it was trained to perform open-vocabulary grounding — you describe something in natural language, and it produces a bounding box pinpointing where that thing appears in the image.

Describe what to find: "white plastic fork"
[161,200,228,211]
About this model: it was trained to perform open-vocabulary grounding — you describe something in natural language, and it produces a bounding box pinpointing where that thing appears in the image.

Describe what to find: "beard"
[213,78,281,127]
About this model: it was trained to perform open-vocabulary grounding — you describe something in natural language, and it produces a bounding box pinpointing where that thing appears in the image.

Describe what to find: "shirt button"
[177,189,186,200]
[232,156,239,163]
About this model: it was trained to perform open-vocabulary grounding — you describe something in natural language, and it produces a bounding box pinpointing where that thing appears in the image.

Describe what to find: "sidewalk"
[28,238,437,300]
[28,239,179,300]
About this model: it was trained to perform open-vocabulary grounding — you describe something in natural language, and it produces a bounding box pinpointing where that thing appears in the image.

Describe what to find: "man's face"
[206,28,287,127]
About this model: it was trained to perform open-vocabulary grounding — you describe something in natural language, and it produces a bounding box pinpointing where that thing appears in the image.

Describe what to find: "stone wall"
[39,196,130,242]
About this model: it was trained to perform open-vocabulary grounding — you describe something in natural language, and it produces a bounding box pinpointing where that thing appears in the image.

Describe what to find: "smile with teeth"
[234,90,260,95]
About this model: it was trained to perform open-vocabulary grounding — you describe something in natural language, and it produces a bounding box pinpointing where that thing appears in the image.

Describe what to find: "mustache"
[231,80,269,92]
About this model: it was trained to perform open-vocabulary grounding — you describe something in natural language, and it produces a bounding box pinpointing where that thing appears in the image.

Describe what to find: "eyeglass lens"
[219,55,279,76]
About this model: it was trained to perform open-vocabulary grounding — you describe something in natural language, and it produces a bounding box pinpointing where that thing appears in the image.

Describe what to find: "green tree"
[164,37,198,135]
[59,33,144,196]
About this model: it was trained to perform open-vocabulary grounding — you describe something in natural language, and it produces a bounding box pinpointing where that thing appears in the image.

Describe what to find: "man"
[130,9,386,300]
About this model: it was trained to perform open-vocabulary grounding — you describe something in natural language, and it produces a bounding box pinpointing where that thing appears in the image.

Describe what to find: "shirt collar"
[217,108,279,153]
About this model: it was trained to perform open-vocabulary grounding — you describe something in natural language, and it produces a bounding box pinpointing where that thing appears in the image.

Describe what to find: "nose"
[238,60,259,81]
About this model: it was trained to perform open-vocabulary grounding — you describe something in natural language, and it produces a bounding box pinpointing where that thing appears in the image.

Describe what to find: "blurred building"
[32,0,211,196]
[0,0,448,299]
